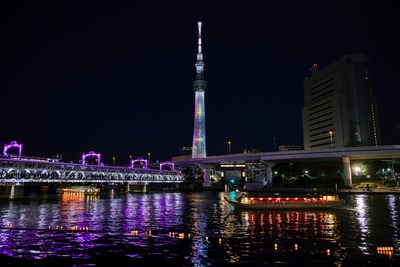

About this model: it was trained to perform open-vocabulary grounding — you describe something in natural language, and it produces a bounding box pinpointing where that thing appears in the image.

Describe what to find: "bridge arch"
[130,158,148,169]
[160,162,175,171]
[50,171,61,179]
[76,171,86,179]
[40,170,49,179]
[66,171,76,179]
[82,151,102,166]
[7,169,17,178]
[3,141,23,159]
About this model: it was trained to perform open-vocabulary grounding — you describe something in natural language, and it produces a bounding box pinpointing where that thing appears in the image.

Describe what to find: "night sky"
[2,1,399,165]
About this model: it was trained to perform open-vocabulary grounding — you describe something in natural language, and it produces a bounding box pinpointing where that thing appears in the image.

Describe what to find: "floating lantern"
[131,230,138,236]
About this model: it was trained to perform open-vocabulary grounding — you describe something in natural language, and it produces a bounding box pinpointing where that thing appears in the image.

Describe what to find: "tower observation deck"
[192,21,207,158]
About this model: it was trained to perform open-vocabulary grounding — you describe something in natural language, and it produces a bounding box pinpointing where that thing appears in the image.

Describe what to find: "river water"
[0,190,399,266]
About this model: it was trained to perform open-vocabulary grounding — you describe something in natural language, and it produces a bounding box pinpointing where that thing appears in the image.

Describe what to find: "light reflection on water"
[0,191,399,266]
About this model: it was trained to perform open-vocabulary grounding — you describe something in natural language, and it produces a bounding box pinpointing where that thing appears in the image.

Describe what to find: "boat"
[61,186,100,195]
[224,193,345,210]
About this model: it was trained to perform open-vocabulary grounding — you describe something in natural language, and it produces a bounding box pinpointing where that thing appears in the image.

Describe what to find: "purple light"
[3,141,23,159]
[159,162,174,171]
[82,151,102,166]
[130,158,148,169]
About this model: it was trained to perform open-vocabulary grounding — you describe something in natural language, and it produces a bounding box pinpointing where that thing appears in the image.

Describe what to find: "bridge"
[0,141,187,199]
[0,158,184,184]
[173,145,400,189]
[2,140,400,197]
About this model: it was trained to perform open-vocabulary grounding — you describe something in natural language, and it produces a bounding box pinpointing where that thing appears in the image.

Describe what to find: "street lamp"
[147,152,151,163]
[329,131,333,148]
[112,156,116,166]
[228,141,231,154]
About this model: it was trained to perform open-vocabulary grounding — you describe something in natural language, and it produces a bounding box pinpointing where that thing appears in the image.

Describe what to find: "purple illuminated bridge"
[0,141,184,184]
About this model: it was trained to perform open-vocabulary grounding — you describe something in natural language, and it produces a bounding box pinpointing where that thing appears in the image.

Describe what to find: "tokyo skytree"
[191,21,207,158]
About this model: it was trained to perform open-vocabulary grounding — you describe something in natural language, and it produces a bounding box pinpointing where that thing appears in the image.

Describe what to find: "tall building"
[302,53,381,149]
[192,22,207,158]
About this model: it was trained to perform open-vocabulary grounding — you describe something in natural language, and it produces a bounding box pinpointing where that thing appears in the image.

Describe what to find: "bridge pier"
[197,164,215,189]
[127,182,150,193]
[0,184,24,200]
[263,161,274,187]
[203,168,211,188]
[342,156,353,186]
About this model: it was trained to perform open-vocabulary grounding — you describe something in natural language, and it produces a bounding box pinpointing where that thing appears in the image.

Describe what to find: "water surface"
[0,191,399,266]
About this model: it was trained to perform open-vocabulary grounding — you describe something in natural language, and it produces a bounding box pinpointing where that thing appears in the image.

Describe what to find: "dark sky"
[2,1,400,165]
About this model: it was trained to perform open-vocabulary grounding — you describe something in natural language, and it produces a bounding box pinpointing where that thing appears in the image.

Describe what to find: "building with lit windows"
[302,53,381,149]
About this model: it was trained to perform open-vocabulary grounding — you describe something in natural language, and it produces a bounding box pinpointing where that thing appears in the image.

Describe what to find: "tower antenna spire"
[197,21,202,53]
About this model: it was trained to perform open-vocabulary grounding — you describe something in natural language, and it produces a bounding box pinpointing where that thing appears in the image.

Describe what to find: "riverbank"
[338,188,400,194]
[243,186,400,195]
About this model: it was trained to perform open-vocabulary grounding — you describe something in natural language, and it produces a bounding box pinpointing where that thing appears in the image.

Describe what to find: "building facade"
[302,53,381,149]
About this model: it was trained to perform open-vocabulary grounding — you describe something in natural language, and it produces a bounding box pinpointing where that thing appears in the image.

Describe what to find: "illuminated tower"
[192,21,207,158]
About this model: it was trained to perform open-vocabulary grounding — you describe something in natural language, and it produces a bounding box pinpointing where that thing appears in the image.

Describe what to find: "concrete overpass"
[173,145,400,188]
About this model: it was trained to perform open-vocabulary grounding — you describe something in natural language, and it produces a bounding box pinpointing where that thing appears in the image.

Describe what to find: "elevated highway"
[173,145,400,188]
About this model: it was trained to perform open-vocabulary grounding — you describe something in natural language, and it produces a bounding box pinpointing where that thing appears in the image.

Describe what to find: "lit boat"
[61,186,100,195]
[224,194,345,210]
